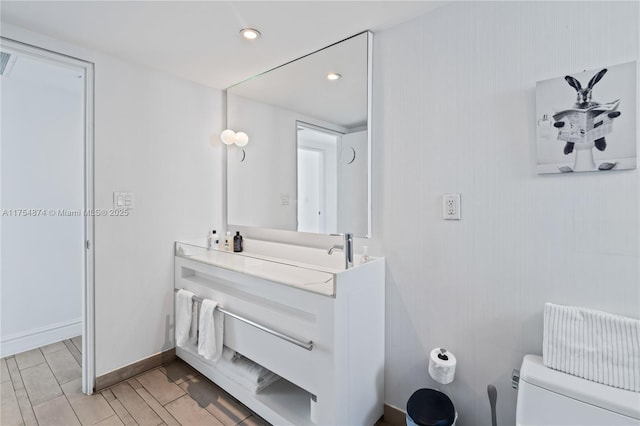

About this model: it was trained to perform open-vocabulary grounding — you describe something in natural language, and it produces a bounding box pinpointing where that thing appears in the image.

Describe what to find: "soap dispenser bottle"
[233,231,243,253]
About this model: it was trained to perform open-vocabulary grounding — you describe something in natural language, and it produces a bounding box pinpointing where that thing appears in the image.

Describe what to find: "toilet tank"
[516,355,640,426]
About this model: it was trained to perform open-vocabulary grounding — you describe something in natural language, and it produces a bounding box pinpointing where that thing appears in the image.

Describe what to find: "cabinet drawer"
[223,315,327,394]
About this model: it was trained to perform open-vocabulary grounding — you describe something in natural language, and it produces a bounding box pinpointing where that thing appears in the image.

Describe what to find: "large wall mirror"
[226,31,372,238]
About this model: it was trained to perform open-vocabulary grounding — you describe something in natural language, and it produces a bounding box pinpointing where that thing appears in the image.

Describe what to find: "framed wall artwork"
[536,61,637,174]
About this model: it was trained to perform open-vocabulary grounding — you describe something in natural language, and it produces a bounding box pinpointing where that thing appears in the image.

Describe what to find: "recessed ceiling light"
[327,72,342,81]
[240,28,261,40]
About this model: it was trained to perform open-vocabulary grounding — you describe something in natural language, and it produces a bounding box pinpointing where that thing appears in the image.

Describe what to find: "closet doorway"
[0,38,95,393]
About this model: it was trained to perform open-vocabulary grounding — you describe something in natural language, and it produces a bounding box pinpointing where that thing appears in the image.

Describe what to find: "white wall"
[0,24,224,376]
[373,2,639,425]
[1,53,84,356]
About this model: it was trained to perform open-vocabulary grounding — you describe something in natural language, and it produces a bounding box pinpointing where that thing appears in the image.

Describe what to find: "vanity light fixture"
[327,72,342,81]
[234,132,249,147]
[240,28,261,40]
[221,129,249,147]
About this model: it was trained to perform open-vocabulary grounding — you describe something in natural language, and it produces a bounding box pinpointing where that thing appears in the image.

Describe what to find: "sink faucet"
[328,233,353,269]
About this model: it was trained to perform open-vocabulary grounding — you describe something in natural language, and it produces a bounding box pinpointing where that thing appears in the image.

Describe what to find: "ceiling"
[0,1,445,89]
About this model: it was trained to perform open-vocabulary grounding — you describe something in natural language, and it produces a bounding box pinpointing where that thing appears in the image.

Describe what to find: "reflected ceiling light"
[240,28,261,40]
[220,129,249,147]
[327,72,342,81]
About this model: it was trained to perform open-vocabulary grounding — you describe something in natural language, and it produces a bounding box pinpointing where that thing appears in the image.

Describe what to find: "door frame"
[1,37,96,394]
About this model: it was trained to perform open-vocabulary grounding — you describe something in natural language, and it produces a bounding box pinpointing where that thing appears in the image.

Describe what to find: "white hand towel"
[175,289,194,347]
[198,299,224,361]
[188,302,199,346]
[543,302,640,392]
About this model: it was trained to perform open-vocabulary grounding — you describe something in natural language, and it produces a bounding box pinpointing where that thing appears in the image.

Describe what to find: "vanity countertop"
[176,240,338,296]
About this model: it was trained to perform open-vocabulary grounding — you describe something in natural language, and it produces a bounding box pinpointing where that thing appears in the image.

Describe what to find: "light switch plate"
[114,192,134,210]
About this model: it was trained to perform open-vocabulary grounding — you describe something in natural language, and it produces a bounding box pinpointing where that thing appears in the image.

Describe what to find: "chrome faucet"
[328,233,353,269]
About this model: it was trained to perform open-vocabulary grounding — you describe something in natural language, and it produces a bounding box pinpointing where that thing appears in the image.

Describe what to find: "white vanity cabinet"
[174,243,385,426]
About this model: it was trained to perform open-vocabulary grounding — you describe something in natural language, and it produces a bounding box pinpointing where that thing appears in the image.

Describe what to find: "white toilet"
[516,355,640,425]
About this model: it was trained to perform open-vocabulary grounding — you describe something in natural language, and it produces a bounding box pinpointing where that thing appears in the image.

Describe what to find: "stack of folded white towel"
[543,302,640,392]
[217,348,281,394]
[174,289,281,394]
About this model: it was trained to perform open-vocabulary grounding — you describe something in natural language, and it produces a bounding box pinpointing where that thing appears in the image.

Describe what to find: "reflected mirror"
[226,31,371,237]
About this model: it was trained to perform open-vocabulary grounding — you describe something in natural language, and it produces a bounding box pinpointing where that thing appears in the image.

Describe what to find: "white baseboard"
[0,319,82,358]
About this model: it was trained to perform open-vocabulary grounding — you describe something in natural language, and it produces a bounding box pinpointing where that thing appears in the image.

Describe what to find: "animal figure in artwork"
[552,68,621,172]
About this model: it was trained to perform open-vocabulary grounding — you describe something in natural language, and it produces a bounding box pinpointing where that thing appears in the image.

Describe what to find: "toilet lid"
[407,388,456,426]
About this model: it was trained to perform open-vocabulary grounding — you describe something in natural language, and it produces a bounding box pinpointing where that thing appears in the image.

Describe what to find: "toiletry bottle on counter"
[207,230,219,249]
[233,231,243,253]
[360,246,370,264]
[224,232,232,251]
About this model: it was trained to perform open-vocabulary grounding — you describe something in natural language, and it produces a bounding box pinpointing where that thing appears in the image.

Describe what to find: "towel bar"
[174,288,314,351]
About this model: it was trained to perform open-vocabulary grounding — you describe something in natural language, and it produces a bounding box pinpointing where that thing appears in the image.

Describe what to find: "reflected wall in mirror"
[226,31,371,237]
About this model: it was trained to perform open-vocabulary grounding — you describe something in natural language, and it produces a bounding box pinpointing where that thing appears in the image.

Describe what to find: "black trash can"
[406,388,456,426]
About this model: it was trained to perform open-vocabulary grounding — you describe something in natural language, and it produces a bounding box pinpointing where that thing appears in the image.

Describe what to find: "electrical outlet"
[443,194,461,220]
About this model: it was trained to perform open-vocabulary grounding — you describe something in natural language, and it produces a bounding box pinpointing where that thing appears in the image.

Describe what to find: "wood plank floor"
[1,338,267,426]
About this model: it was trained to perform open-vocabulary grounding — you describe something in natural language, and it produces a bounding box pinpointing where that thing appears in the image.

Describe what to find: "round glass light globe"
[221,129,236,145]
[235,132,249,147]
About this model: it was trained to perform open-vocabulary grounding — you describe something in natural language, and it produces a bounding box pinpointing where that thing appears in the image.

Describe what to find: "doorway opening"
[296,122,341,234]
[0,38,95,393]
